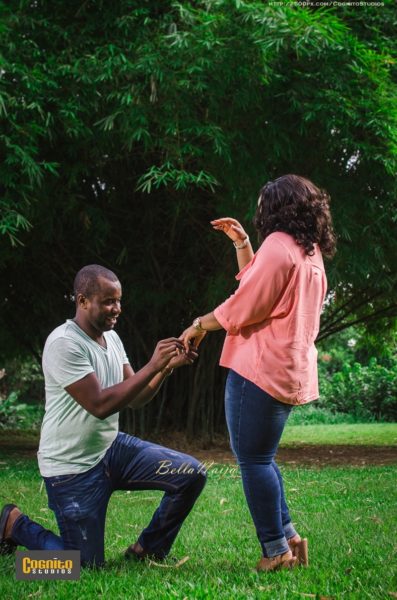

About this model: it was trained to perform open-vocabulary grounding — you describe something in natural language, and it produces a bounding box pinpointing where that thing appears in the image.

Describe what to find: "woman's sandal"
[256,550,297,572]
[288,535,309,567]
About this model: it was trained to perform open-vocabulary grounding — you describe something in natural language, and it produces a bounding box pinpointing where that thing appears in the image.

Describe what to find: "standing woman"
[181,174,336,572]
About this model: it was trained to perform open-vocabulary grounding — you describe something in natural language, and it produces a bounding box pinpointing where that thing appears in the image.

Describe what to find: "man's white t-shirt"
[38,319,130,477]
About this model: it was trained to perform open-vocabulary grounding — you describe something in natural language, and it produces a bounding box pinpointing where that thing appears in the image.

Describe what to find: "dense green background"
[1,1,396,435]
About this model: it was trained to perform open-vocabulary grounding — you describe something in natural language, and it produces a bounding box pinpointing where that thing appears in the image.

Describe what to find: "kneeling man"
[0,265,206,567]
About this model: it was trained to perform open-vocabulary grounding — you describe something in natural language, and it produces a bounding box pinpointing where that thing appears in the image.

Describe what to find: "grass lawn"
[0,452,396,600]
[282,423,397,446]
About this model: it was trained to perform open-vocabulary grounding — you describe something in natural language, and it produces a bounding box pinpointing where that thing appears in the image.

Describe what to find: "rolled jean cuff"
[283,522,298,540]
[263,536,290,558]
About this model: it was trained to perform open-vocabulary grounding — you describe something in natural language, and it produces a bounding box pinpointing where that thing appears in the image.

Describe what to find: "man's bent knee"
[188,459,207,494]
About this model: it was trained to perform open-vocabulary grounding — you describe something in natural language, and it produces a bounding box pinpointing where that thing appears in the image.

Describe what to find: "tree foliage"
[0,0,396,435]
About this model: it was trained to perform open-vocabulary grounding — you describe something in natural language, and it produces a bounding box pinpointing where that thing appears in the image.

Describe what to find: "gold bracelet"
[233,235,249,250]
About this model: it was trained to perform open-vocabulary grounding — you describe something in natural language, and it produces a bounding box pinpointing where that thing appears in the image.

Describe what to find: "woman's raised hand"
[211,217,248,243]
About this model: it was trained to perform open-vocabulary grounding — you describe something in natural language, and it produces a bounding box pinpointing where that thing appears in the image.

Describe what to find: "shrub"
[0,391,44,431]
[288,404,359,425]
[0,357,44,404]
[319,357,397,422]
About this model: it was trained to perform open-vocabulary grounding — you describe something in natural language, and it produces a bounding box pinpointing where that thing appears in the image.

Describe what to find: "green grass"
[282,423,397,447]
[0,456,396,599]
[2,422,397,454]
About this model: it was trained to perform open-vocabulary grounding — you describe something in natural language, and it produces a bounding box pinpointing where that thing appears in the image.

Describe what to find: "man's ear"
[76,293,88,309]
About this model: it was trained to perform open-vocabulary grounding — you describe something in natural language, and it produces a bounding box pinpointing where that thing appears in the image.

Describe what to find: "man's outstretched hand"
[148,338,185,372]
[167,344,199,370]
[148,337,199,374]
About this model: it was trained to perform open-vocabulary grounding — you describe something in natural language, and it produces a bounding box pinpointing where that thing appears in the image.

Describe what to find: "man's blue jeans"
[11,432,207,567]
[225,370,297,558]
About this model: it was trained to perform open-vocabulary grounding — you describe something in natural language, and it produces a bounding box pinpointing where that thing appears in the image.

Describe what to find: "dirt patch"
[1,432,396,467]
[151,433,397,467]
[279,444,397,467]
[191,445,397,467]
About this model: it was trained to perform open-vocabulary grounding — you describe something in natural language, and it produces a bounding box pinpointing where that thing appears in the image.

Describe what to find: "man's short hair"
[74,265,119,299]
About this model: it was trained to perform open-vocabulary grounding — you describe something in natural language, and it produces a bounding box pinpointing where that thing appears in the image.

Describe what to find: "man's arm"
[65,337,183,420]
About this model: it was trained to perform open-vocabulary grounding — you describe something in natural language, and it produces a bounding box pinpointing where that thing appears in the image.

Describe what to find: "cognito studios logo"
[15,550,80,581]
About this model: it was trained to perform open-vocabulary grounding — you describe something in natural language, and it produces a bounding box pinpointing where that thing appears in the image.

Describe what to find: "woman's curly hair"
[253,174,336,258]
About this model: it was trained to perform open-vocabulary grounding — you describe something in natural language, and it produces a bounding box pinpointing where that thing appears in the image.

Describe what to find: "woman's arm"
[211,217,254,271]
[180,311,222,352]
[181,235,295,351]
[213,235,295,333]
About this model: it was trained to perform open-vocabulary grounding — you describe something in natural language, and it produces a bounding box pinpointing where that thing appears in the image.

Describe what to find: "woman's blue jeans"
[10,432,206,567]
[225,370,297,558]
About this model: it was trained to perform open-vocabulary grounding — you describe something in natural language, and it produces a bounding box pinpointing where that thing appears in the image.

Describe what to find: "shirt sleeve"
[214,234,295,333]
[43,337,95,388]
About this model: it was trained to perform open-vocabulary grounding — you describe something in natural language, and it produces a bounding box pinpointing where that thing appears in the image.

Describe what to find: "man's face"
[82,277,122,334]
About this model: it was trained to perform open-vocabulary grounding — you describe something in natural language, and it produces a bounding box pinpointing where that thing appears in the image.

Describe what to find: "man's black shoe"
[0,504,18,555]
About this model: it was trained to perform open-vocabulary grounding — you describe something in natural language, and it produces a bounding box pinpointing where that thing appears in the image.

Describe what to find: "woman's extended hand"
[167,344,199,369]
[211,217,248,243]
[179,326,207,353]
